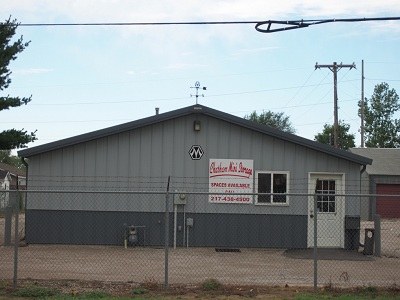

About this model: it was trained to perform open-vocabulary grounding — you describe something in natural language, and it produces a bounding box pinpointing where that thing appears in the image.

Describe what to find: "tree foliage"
[358,82,400,148]
[314,121,355,150]
[0,17,36,150]
[0,150,26,171]
[244,110,296,134]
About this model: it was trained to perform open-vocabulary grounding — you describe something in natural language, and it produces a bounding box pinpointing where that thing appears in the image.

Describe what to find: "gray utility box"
[363,228,375,255]
[174,193,187,205]
[344,217,360,251]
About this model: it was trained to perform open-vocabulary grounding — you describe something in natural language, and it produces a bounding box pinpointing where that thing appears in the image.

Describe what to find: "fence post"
[164,177,170,290]
[13,191,20,290]
[313,193,318,292]
[4,204,12,246]
[374,214,381,257]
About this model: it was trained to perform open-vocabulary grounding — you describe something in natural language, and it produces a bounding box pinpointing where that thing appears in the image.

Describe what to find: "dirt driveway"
[1,214,399,288]
[1,244,400,288]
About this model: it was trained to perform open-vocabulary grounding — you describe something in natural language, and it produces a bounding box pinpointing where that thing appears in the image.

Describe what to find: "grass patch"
[295,294,400,300]
[40,291,113,299]
[202,278,221,291]
[12,286,59,298]
[79,291,110,298]
[131,287,148,295]
[295,286,400,300]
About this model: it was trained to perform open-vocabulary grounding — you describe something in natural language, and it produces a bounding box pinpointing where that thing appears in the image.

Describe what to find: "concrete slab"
[284,248,375,261]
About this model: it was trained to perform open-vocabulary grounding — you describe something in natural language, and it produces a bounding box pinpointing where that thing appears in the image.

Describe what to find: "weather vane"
[190,81,207,104]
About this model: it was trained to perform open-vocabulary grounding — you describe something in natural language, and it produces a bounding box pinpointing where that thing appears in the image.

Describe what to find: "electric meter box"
[174,192,187,205]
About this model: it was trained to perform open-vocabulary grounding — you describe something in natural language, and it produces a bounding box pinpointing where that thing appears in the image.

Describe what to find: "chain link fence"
[1,190,399,290]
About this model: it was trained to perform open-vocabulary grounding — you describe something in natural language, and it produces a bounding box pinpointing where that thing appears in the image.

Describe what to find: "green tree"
[244,110,296,134]
[358,82,400,148]
[314,121,355,150]
[0,150,26,171]
[0,17,36,150]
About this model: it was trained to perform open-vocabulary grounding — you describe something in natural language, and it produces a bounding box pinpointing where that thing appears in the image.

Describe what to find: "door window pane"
[316,179,336,213]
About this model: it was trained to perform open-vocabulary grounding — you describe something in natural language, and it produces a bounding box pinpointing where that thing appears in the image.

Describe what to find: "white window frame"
[255,171,290,206]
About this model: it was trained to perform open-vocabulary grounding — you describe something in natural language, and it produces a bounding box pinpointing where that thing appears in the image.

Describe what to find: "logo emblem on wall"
[189,145,204,160]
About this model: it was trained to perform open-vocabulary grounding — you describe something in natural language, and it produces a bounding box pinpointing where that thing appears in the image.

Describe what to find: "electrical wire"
[255,17,400,33]
[14,17,400,33]
[17,21,260,27]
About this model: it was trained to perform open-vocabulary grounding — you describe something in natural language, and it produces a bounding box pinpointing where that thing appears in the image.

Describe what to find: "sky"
[1,1,400,152]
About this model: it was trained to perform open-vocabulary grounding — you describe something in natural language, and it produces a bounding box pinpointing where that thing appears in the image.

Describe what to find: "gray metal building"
[18,105,372,249]
[350,148,400,219]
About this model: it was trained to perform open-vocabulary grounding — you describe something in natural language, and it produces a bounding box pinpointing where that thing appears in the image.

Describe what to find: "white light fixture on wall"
[194,120,201,131]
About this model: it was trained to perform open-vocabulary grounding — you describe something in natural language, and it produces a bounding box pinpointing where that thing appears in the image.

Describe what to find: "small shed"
[0,162,26,189]
[350,148,400,219]
[0,170,12,209]
[18,105,372,248]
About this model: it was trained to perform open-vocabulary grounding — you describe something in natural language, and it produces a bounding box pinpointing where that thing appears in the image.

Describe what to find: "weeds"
[12,286,59,298]
[202,278,221,291]
[79,290,110,298]
[131,287,148,295]
[388,283,400,293]
[140,277,160,290]
[322,276,337,292]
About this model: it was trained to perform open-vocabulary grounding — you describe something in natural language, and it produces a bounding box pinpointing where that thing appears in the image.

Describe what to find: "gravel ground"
[0,214,399,288]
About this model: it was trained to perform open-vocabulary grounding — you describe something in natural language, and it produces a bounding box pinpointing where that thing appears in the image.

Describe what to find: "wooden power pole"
[315,62,356,148]
[361,60,365,147]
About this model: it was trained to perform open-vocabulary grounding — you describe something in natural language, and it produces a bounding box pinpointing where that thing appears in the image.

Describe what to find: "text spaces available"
[209,159,254,204]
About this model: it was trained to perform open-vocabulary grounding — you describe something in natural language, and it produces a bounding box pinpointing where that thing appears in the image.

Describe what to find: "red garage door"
[376,184,400,218]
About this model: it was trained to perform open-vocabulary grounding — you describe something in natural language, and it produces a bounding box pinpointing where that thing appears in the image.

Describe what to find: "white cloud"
[3,0,400,46]
[13,68,53,75]
[232,47,279,56]
[163,63,206,70]
[4,0,400,23]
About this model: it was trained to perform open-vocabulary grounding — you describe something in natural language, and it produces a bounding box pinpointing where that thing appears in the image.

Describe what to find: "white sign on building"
[209,159,254,204]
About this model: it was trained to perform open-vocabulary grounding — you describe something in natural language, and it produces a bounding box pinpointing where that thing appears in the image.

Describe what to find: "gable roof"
[18,104,372,166]
[0,169,11,180]
[0,162,25,177]
[350,148,400,175]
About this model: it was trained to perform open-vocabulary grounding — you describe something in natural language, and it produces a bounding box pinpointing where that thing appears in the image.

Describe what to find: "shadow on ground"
[283,248,375,261]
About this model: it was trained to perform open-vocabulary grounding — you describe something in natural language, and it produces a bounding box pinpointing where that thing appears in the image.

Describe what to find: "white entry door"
[307,174,345,248]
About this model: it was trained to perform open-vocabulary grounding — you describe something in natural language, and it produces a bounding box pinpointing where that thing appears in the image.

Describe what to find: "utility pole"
[190,81,207,104]
[361,60,365,147]
[315,62,356,148]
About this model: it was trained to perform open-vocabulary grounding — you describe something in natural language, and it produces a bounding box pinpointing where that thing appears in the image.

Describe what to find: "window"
[256,171,289,204]
[316,179,336,213]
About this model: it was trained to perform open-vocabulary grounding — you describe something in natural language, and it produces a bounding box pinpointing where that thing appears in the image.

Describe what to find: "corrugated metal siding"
[376,184,400,218]
[25,210,308,248]
[26,114,361,215]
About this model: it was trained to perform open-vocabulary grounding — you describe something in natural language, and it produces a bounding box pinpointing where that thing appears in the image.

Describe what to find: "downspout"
[21,157,28,186]
[360,164,366,177]
[21,157,28,212]
[360,164,366,217]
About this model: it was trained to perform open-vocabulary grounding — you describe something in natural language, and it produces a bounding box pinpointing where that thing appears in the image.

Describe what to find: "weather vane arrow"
[190,81,207,104]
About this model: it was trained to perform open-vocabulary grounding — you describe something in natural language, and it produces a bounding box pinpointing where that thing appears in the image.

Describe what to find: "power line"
[24,79,359,106]
[17,21,260,27]
[255,17,400,33]
[14,16,400,33]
